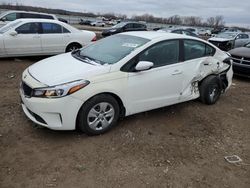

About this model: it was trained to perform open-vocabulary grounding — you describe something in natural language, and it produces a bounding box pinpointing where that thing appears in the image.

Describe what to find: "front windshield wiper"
[71,50,98,65]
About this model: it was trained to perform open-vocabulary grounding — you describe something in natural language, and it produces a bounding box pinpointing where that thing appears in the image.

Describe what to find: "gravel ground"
[0,57,249,188]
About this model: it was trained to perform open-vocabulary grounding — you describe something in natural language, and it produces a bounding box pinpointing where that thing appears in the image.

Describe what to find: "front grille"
[22,82,33,97]
[231,55,250,66]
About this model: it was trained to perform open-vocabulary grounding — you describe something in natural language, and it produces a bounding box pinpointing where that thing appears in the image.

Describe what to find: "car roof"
[2,10,55,16]
[12,18,61,24]
[120,31,192,40]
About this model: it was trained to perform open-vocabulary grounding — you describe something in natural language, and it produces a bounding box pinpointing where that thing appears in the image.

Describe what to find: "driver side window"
[139,40,179,68]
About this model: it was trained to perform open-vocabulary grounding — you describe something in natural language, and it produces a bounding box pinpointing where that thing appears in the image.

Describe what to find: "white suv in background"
[0,10,57,28]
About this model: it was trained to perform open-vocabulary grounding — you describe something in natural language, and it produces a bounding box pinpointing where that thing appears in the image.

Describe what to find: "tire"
[199,76,221,105]
[77,94,120,135]
[66,43,82,53]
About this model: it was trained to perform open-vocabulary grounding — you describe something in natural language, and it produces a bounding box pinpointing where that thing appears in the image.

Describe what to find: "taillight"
[91,36,97,42]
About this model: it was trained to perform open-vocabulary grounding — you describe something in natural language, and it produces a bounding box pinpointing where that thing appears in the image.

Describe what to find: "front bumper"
[233,62,250,78]
[20,87,84,131]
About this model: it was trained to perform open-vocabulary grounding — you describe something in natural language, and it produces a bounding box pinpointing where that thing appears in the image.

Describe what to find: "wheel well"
[66,42,82,52]
[78,92,126,120]
[198,74,228,91]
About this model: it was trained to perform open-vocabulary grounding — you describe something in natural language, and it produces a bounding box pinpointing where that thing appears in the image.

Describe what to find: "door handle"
[33,35,40,39]
[172,70,182,75]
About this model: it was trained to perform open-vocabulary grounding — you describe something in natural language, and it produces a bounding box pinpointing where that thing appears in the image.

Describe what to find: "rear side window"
[15,22,41,34]
[134,23,145,29]
[205,45,215,56]
[242,34,249,39]
[124,23,133,29]
[40,14,54,19]
[139,40,179,67]
[42,23,62,34]
[184,40,215,60]
[184,40,205,60]
[62,27,70,33]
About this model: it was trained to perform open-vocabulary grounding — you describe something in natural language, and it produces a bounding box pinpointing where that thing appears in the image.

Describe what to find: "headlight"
[33,80,90,98]
[110,29,117,32]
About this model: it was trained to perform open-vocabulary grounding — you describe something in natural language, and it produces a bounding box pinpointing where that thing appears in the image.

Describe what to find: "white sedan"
[20,32,233,135]
[0,19,96,57]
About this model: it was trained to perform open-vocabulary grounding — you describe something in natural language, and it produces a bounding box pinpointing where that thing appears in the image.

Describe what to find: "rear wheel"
[199,76,221,105]
[66,43,82,52]
[77,94,120,135]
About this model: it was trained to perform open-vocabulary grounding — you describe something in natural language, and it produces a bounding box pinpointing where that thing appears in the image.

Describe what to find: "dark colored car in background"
[58,18,68,23]
[229,42,250,77]
[158,28,198,38]
[79,19,92,25]
[102,22,147,37]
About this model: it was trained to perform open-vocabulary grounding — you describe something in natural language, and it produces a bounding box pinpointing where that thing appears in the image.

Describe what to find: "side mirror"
[9,31,18,36]
[135,61,154,71]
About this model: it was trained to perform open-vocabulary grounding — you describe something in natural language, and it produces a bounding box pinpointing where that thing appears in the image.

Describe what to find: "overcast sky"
[1,0,250,27]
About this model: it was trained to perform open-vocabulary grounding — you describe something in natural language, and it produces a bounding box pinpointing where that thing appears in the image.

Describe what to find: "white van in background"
[0,10,58,27]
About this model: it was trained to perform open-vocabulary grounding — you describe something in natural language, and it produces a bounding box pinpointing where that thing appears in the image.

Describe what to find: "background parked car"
[158,28,198,37]
[0,19,96,57]
[102,22,147,37]
[90,21,105,27]
[198,28,212,36]
[79,19,92,25]
[208,32,250,51]
[229,42,250,77]
[58,18,68,23]
[0,10,57,28]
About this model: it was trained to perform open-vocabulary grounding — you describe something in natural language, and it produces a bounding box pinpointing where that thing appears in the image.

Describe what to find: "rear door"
[179,39,216,100]
[4,22,42,56]
[40,22,65,53]
[123,23,134,32]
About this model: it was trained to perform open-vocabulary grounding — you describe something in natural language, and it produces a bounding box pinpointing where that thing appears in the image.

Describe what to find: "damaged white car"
[20,32,233,135]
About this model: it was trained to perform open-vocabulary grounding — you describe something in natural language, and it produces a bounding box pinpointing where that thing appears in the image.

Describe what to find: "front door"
[125,40,183,115]
[4,22,42,56]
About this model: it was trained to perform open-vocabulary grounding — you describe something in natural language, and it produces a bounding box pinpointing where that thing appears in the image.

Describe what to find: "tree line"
[0,3,239,29]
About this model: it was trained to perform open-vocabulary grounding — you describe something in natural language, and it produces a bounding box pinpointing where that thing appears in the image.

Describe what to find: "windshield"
[0,20,22,33]
[217,32,237,39]
[76,34,150,65]
[112,22,126,28]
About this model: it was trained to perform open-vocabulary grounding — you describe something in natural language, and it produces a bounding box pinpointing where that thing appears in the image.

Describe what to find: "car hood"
[208,37,232,42]
[229,47,250,58]
[28,53,111,86]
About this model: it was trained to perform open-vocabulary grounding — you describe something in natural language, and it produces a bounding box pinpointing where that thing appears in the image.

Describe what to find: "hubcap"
[87,102,115,131]
[209,85,219,102]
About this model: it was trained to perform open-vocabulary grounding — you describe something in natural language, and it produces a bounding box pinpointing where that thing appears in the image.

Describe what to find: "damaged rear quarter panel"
[180,52,232,101]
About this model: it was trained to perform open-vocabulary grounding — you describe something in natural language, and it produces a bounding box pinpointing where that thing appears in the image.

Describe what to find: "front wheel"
[199,76,222,105]
[77,94,120,135]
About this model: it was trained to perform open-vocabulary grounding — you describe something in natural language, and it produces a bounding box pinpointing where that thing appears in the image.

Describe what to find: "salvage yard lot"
[0,57,250,188]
